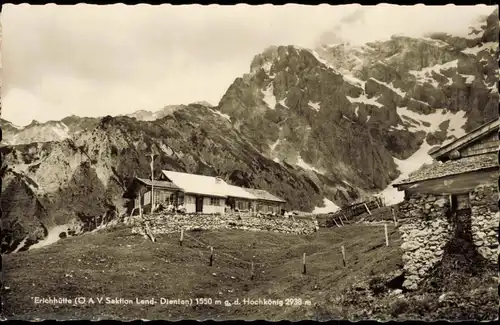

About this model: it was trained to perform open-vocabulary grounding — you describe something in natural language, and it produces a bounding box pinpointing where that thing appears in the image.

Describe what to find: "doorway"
[450,193,473,241]
[195,196,204,213]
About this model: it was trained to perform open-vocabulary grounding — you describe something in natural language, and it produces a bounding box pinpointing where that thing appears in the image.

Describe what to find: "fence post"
[333,217,340,227]
[209,246,213,266]
[250,257,255,280]
[341,245,346,267]
[384,224,389,246]
[392,208,398,227]
[145,222,156,242]
[364,203,372,215]
[302,253,307,275]
[179,228,184,246]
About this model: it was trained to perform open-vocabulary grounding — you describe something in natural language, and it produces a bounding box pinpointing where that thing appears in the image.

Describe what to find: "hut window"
[237,200,249,210]
[450,193,470,212]
[154,191,164,204]
[177,192,184,206]
[144,191,151,205]
[211,197,221,206]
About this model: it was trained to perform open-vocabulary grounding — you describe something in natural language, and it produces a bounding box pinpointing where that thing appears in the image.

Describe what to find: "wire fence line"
[148,224,398,270]
[183,232,265,266]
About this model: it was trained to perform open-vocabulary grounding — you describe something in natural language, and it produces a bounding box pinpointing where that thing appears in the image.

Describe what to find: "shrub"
[390,299,410,317]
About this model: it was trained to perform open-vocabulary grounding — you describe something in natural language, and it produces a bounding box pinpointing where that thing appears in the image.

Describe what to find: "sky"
[1,4,496,126]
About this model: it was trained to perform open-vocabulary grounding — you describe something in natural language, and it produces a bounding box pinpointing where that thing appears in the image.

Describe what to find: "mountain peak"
[249,45,310,74]
[191,100,214,107]
[28,119,41,127]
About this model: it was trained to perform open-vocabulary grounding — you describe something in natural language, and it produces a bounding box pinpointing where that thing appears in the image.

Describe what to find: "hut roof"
[123,177,180,199]
[393,153,498,186]
[242,188,286,203]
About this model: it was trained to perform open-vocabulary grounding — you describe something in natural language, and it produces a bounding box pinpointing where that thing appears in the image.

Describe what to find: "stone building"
[393,118,499,290]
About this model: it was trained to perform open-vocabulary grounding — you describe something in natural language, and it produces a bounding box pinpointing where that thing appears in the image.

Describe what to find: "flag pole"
[148,153,157,214]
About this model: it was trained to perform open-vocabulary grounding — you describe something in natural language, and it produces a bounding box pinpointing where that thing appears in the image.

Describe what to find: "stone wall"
[470,184,499,264]
[397,183,499,290]
[397,193,452,290]
[126,212,319,236]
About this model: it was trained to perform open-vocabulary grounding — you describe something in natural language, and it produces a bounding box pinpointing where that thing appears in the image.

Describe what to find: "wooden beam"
[403,168,498,195]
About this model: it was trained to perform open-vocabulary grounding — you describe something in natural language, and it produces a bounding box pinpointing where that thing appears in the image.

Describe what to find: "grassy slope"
[3,225,403,321]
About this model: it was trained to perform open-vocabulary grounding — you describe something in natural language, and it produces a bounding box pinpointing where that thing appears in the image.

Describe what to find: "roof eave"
[392,164,499,188]
[184,191,228,198]
[255,198,286,204]
[430,119,500,160]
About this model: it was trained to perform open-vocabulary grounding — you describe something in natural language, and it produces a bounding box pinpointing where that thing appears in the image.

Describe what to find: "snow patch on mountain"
[308,49,338,72]
[409,60,458,82]
[370,78,407,98]
[409,98,431,108]
[10,122,70,145]
[11,236,30,253]
[380,141,434,205]
[347,94,383,108]
[460,74,476,84]
[309,101,321,111]
[209,108,231,121]
[343,115,355,123]
[422,37,449,48]
[390,124,407,131]
[262,84,277,109]
[462,41,499,55]
[296,156,323,175]
[279,99,289,109]
[29,224,72,250]
[342,74,366,89]
[269,138,280,152]
[313,198,340,214]
[396,106,467,139]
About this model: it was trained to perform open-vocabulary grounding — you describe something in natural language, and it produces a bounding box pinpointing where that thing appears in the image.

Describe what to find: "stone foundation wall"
[127,212,319,236]
[397,183,499,290]
[397,193,452,290]
[470,184,499,264]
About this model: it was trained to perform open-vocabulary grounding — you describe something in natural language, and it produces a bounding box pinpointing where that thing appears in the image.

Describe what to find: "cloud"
[1,4,496,126]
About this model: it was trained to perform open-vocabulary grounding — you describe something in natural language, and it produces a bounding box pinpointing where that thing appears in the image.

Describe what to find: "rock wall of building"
[397,194,452,290]
[397,183,499,290]
[470,184,499,264]
[127,212,319,236]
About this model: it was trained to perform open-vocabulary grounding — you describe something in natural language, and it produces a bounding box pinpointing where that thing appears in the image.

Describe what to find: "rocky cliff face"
[217,8,498,196]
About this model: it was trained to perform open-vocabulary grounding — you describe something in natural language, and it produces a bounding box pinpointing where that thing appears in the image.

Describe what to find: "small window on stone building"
[451,193,471,212]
